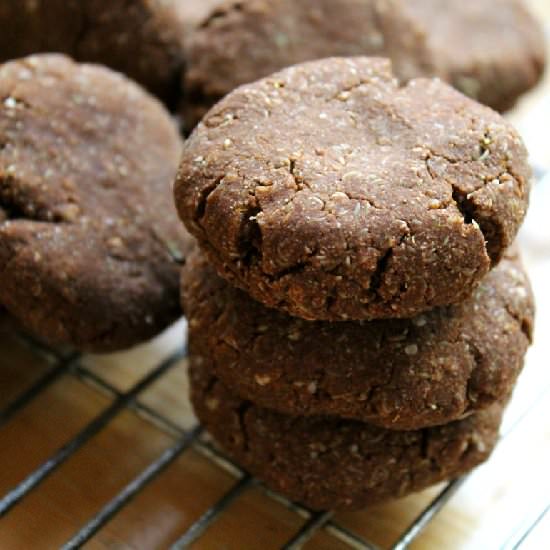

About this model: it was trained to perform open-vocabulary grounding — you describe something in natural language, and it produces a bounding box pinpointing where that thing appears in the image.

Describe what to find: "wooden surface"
[1,3,550,549]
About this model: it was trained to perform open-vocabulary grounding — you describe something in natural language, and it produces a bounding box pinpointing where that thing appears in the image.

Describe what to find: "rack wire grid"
[0,332,474,550]
[1,155,550,548]
[1,22,549,547]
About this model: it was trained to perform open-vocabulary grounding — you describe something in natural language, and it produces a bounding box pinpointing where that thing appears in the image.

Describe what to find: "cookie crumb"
[413,316,427,327]
[405,344,419,356]
[255,374,272,386]
[206,397,219,411]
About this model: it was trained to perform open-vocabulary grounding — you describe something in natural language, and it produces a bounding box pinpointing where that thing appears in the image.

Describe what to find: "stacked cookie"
[176,57,535,510]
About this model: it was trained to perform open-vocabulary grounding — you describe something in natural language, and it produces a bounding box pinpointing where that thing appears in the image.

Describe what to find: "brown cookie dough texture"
[184,0,545,125]
[175,57,531,321]
[191,364,504,510]
[183,247,533,430]
[0,54,193,352]
[0,0,212,106]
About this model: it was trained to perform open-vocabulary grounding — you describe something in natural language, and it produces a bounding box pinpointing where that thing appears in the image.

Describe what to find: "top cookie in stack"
[175,57,531,322]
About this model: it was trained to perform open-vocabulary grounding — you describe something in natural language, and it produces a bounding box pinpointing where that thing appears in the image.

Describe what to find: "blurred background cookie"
[0,54,193,351]
[0,0,210,106]
[183,0,545,127]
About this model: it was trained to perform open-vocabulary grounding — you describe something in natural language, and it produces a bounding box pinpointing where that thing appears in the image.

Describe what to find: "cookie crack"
[266,260,310,282]
[423,146,518,265]
[328,79,371,102]
[504,303,533,342]
[239,204,262,267]
[464,340,485,408]
[236,401,252,453]
[282,156,315,194]
[369,231,409,301]
[423,154,490,256]
[195,175,224,223]
[420,429,441,473]
[451,186,475,224]
[0,161,85,227]
[0,185,70,226]
[198,1,246,31]
[450,184,503,264]
[370,247,393,298]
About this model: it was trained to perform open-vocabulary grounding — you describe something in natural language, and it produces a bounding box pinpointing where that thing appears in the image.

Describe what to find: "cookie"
[0,0,198,106]
[175,57,531,321]
[0,54,193,352]
[183,247,533,430]
[398,0,546,112]
[191,365,504,511]
[183,0,545,126]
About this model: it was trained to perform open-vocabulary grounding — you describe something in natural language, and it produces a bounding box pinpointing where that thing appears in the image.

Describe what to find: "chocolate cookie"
[183,0,545,126]
[0,54,193,352]
[191,365,504,510]
[0,0,198,106]
[175,57,531,321]
[183,247,533,430]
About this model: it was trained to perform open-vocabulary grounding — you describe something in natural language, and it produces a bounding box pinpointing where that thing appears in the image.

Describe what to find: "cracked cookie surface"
[175,57,531,321]
[183,246,533,430]
[0,54,193,352]
[190,364,504,510]
[183,0,545,127]
[0,0,201,105]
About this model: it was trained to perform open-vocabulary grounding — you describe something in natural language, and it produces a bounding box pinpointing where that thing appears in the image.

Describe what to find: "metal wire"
[282,511,336,550]
[501,502,550,550]
[0,165,549,548]
[62,425,203,550]
[391,479,466,550]
[171,474,254,549]
[0,347,184,517]
[0,350,79,428]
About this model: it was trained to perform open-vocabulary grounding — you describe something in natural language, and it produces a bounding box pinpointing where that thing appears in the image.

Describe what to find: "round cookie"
[0,0,203,106]
[183,0,545,126]
[191,365,504,511]
[183,247,533,430]
[175,57,532,321]
[0,54,193,352]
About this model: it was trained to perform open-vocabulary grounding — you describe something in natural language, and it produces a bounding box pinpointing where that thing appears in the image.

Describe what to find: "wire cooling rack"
[1,201,550,550]
[0,332,458,550]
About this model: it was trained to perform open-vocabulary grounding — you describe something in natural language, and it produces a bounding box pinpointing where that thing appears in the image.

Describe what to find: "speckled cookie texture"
[191,364,504,510]
[175,57,532,322]
[0,54,193,352]
[183,247,533,430]
[183,0,545,126]
[0,0,205,106]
